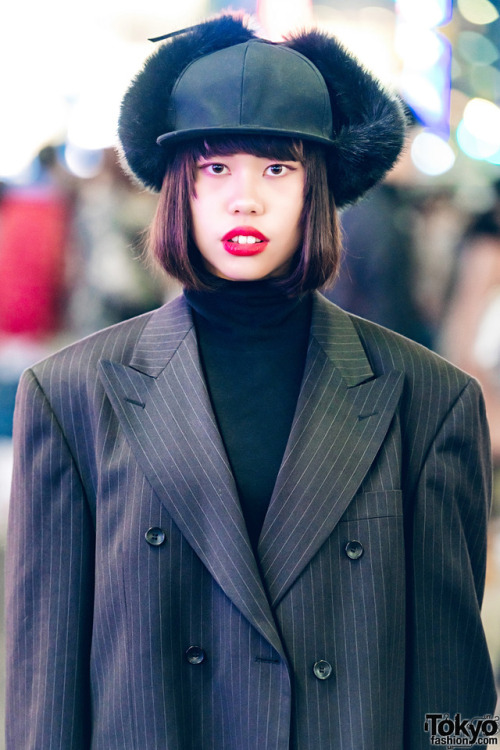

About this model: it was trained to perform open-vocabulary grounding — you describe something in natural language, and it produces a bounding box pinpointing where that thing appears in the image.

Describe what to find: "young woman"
[5,14,496,750]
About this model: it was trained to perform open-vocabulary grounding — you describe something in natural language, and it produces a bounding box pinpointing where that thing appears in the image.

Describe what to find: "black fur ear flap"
[284,30,407,207]
[118,15,256,191]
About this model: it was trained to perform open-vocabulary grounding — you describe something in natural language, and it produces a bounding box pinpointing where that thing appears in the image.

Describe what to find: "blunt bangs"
[189,135,305,166]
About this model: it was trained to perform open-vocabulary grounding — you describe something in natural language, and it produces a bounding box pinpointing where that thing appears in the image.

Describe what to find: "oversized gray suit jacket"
[5,292,496,749]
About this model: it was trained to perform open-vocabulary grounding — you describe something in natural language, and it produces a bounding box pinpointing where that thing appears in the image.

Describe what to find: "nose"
[227,173,264,215]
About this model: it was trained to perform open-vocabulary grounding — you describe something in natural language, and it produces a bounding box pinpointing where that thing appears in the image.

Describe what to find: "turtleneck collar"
[184,278,309,336]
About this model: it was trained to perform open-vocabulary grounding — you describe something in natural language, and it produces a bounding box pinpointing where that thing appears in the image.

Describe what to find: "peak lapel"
[258,295,403,607]
[98,296,284,658]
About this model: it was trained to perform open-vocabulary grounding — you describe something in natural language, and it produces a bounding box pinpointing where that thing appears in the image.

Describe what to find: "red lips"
[221,226,269,256]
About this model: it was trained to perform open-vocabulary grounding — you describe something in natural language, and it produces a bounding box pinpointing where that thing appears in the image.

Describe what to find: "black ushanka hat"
[118,14,406,207]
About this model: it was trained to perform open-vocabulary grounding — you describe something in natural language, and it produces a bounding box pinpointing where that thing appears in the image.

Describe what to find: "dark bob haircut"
[148,135,342,295]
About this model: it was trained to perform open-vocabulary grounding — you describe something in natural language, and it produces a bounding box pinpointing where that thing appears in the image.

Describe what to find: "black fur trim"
[118,16,255,191]
[284,29,407,207]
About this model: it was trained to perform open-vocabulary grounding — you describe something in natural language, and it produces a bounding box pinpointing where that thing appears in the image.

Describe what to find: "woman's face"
[189,152,305,281]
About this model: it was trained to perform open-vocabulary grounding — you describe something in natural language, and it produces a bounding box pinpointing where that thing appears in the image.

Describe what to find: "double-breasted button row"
[184,645,331,678]
[345,540,364,560]
[185,646,206,665]
[145,527,166,546]
[146,530,363,560]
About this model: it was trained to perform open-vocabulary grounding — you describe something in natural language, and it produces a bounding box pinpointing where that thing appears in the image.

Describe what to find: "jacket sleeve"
[5,368,95,750]
[405,377,497,746]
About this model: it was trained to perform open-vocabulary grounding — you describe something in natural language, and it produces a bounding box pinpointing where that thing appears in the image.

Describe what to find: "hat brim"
[156,126,335,148]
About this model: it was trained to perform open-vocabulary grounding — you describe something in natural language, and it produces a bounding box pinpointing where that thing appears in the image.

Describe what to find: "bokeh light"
[457,0,499,26]
[395,0,451,138]
[456,121,499,161]
[464,98,500,146]
[399,36,451,136]
[468,66,500,101]
[64,144,104,179]
[457,31,499,67]
[396,0,452,27]
[257,0,312,39]
[395,24,445,71]
[316,6,397,84]
[411,131,456,175]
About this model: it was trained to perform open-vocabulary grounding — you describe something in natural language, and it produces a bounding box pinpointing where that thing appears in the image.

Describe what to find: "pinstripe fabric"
[5,292,496,749]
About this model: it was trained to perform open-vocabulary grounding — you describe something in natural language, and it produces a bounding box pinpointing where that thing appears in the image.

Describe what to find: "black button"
[185,646,206,665]
[313,660,333,680]
[345,540,364,560]
[145,527,166,546]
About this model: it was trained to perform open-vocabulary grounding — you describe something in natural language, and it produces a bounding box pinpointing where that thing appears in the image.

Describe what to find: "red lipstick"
[221,226,269,256]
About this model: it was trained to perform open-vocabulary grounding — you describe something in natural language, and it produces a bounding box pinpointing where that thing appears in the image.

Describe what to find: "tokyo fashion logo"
[424,713,499,746]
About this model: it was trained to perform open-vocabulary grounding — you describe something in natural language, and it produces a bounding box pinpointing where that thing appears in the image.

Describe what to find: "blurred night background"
[1,0,500,742]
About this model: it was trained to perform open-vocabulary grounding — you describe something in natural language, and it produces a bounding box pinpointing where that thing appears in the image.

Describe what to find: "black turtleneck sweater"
[185,281,312,550]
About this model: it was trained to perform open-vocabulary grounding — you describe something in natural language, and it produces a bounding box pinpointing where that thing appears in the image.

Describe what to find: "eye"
[265,163,295,176]
[199,162,228,175]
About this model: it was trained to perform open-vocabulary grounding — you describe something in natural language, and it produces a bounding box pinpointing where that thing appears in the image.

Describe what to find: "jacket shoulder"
[345,309,486,461]
[347,308,472,391]
[316,292,473,391]
[29,295,188,384]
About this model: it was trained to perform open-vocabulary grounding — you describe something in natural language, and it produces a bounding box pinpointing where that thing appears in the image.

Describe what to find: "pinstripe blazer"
[5,291,496,749]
